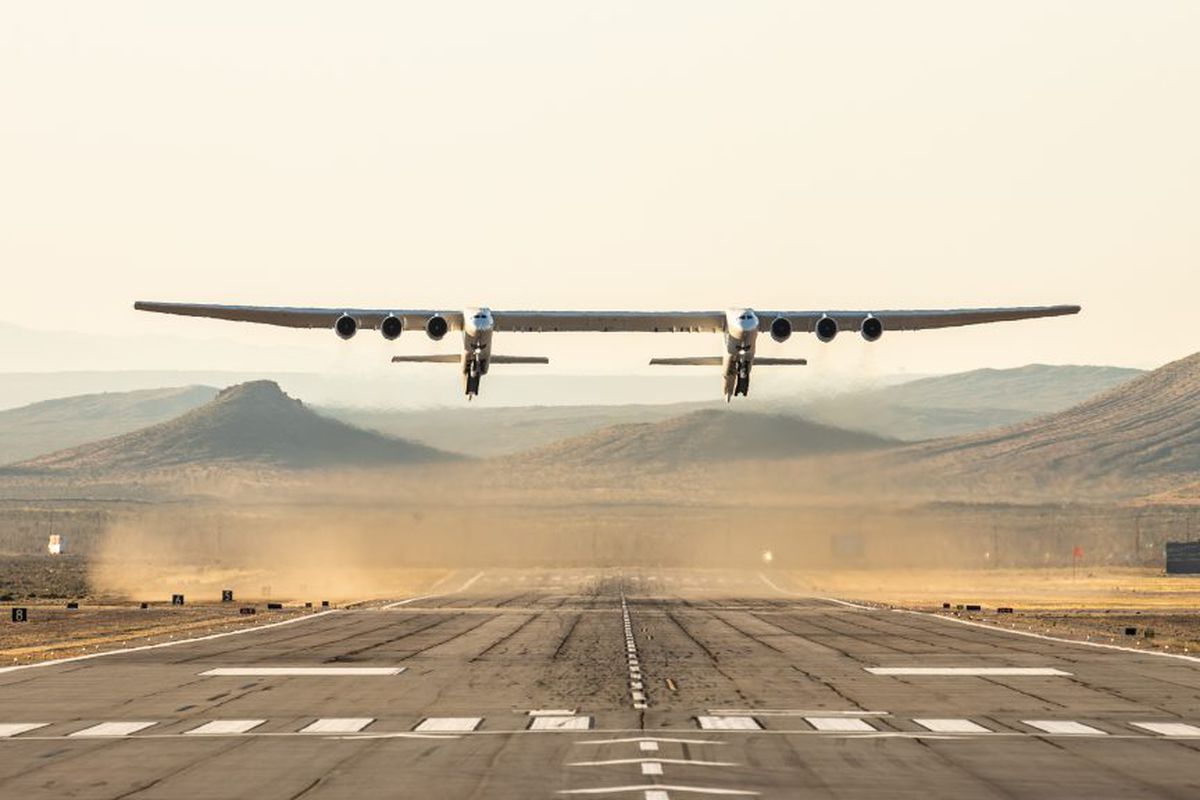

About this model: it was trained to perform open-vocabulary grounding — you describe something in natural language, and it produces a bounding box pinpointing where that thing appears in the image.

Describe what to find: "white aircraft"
[134,302,1081,400]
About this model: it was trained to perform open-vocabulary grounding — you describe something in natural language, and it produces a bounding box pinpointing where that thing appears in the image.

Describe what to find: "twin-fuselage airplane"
[134,302,1081,400]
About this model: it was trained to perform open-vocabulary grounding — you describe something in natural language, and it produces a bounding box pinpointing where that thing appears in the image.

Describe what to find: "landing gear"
[733,361,750,397]
[464,357,482,398]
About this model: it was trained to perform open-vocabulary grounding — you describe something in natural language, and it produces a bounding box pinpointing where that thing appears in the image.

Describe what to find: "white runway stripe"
[530,716,592,731]
[200,667,403,677]
[185,719,266,735]
[0,723,49,738]
[1131,722,1200,737]
[805,717,876,732]
[641,763,663,776]
[69,721,157,737]
[1023,720,1106,735]
[414,717,482,733]
[866,667,1070,676]
[697,716,761,731]
[913,718,991,734]
[300,718,374,733]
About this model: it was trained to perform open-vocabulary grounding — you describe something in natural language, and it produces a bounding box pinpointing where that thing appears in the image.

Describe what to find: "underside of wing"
[757,305,1081,333]
[134,302,459,332]
[494,311,725,333]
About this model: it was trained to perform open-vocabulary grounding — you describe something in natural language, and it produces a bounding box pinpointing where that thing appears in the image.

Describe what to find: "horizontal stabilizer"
[391,355,460,364]
[754,357,808,366]
[490,355,550,365]
[649,357,723,366]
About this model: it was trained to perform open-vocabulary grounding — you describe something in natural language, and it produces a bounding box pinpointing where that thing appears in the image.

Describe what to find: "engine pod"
[380,315,403,340]
[425,314,449,341]
[334,314,358,340]
[770,316,792,342]
[860,315,883,342]
[815,315,838,342]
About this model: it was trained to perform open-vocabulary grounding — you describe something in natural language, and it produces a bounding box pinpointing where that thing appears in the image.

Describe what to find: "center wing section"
[492,311,725,333]
[133,302,459,332]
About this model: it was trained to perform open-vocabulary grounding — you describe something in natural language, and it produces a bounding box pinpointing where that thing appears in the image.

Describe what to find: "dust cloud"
[77,457,1198,606]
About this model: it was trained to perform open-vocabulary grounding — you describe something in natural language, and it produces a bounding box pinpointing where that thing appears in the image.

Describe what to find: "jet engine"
[334,314,358,340]
[770,316,792,343]
[860,315,883,342]
[380,315,403,341]
[425,314,449,341]
[815,315,838,343]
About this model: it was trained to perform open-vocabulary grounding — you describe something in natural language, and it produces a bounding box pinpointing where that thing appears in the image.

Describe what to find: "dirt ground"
[0,554,452,667]
[780,567,1200,658]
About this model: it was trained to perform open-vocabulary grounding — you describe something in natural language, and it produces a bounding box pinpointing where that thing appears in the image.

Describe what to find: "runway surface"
[2,569,1199,799]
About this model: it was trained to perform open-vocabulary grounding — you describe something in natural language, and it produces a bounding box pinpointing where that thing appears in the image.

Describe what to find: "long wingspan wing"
[134,302,460,332]
[492,311,725,333]
[755,305,1081,333]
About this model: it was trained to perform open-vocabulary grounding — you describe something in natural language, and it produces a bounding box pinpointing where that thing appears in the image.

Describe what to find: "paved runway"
[2,569,1199,799]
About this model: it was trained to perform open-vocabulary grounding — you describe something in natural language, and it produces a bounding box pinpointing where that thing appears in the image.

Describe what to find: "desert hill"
[514,408,897,466]
[0,386,218,465]
[906,352,1200,493]
[13,381,456,474]
[799,364,1142,441]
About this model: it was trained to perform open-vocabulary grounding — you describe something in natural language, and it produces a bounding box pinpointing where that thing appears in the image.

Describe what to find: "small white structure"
[47,534,63,555]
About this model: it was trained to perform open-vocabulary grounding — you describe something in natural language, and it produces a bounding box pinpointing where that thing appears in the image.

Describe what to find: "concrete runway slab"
[1,569,1198,799]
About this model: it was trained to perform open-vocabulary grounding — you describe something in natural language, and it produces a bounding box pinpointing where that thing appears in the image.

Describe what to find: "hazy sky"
[1,2,1197,388]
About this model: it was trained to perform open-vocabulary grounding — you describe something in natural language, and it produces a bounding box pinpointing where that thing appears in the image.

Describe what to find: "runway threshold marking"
[199,667,404,677]
[557,785,758,796]
[913,718,992,734]
[185,719,266,735]
[0,723,49,738]
[414,717,482,733]
[697,716,761,731]
[805,717,876,732]
[1023,720,1107,736]
[69,721,157,737]
[531,716,593,731]
[300,718,374,734]
[641,763,663,776]
[866,667,1071,676]
[1130,722,1200,737]
[570,759,740,768]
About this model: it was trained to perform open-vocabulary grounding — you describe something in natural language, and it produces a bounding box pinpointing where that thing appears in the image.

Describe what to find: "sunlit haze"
[2,2,1197,403]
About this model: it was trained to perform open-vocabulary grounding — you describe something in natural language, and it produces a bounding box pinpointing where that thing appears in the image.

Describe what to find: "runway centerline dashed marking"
[622,595,647,710]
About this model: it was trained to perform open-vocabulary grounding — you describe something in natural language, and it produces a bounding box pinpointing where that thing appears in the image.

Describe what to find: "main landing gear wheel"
[465,359,482,397]
[734,363,750,397]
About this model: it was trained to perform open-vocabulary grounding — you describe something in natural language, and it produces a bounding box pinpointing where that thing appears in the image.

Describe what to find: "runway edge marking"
[896,608,1200,666]
[0,609,340,675]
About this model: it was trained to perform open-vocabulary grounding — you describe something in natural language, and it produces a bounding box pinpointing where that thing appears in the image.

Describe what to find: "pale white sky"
[1,2,1197,389]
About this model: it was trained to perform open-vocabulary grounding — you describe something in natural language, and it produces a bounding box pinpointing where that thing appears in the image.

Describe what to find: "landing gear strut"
[464,357,482,398]
[733,361,750,397]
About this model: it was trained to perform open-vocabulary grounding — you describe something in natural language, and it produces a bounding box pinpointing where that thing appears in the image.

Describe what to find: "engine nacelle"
[815,315,838,343]
[860,315,883,342]
[334,314,358,340]
[770,316,792,343]
[380,315,403,341]
[425,314,449,341]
